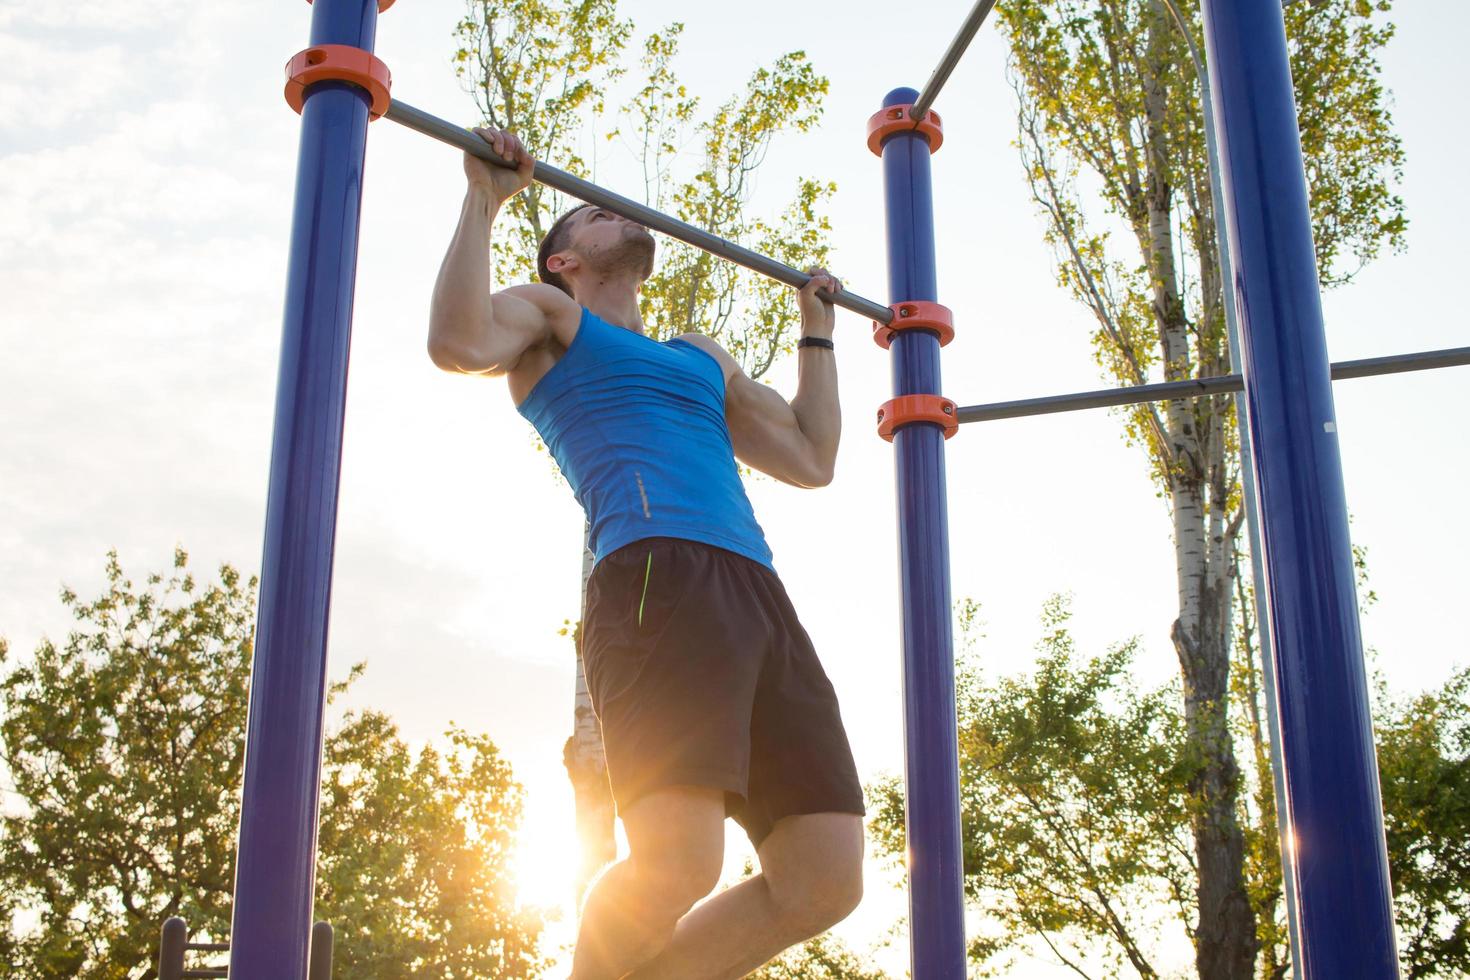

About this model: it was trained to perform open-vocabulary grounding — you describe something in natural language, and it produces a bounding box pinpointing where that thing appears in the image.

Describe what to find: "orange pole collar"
[876,395,959,442]
[873,300,955,349]
[866,104,944,156]
[284,44,393,120]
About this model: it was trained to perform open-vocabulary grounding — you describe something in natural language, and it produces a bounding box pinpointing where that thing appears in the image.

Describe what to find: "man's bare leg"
[627,812,864,980]
[570,786,726,980]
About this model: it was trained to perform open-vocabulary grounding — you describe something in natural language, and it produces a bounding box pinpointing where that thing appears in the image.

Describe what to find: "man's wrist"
[467,182,507,214]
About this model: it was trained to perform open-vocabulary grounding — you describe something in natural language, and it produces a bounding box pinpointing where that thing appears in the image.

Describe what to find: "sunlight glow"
[513,810,584,914]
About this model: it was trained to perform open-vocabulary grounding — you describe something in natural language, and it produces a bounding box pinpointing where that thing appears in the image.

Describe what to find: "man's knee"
[775,858,863,935]
[629,847,724,919]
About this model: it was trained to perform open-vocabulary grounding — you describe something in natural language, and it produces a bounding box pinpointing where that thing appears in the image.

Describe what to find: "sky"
[1,0,1466,976]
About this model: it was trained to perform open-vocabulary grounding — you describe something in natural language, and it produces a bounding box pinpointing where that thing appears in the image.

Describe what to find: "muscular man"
[428,127,865,980]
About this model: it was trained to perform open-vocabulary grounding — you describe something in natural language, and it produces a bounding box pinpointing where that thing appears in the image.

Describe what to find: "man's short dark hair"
[536,203,592,297]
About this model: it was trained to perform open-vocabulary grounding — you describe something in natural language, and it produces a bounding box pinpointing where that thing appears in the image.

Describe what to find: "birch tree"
[993,1,1405,975]
[868,596,1469,977]
[454,0,834,897]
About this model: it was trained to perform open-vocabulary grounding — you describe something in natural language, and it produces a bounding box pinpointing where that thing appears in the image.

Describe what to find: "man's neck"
[574,275,645,334]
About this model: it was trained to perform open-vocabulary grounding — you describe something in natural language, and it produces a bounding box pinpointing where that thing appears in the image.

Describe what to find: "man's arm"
[427,128,576,376]
[716,269,843,488]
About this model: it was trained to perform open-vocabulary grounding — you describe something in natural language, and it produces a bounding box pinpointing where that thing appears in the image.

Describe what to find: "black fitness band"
[797,337,834,351]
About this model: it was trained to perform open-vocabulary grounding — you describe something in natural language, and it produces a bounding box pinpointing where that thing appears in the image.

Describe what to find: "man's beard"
[589,224,656,280]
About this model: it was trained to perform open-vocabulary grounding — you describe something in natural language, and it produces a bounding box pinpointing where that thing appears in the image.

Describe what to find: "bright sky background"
[2,0,1465,975]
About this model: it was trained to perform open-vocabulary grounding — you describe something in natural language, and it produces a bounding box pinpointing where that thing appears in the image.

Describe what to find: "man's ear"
[546,252,577,276]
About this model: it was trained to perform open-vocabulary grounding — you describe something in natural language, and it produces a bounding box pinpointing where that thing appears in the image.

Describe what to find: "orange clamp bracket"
[284,44,393,120]
[876,395,959,442]
[306,0,396,10]
[873,300,954,350]
[866,104,944,157]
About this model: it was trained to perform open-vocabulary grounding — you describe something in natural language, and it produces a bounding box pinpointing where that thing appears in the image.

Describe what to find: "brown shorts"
[582,536,866,848]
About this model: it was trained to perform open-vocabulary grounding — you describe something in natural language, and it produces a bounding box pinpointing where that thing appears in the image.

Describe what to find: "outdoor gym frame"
[230,0,1455,976]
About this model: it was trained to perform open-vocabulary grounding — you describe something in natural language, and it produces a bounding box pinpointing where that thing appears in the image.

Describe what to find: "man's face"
[566,207,656,280]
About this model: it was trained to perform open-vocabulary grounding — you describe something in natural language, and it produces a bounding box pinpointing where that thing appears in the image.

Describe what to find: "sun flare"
[512,793,591,914]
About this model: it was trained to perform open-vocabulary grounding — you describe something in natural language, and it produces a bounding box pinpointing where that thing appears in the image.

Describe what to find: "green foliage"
[0,549,252,979]
[1376,668,1470,978]
[996,0,1406,379]
[868,591,1469,978]
[636,49,833,370]
[454,0,832,378]
[316,716,547,978]
[746,932,892,979]
[0,551,544,978]
[1287,0,1407,285]
[997,0,1405,486]
[455,0,633,284]
[868,598,1194,978]
[994,7,1406,975]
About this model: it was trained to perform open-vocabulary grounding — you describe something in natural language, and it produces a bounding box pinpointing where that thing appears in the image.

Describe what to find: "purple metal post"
[875,86,966,977]
[228,0,378,975]
[1198,0,1400,975]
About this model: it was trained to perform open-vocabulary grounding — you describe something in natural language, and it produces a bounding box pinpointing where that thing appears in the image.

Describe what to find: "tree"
[869,598,1196,978]
[869,595,1470,977]
[452,0,832,359]
[0,550,251,978]
[1375,668,1470,978]
[454,0,835,896]
[993,1,1405,975]
[315,712,547,978]
[0,550,544,978]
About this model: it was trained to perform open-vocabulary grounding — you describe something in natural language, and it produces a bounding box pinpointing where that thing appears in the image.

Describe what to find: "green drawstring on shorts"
[638,551,653,627]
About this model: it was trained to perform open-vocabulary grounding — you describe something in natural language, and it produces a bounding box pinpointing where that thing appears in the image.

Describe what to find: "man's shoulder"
[670,333,740,385]
[499,282,582,316]
[671,332,729,361]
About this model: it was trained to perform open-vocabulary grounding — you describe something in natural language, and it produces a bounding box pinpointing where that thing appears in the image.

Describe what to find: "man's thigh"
[757,811,864,903]
[753,813,866,939]
[622,785,728,887]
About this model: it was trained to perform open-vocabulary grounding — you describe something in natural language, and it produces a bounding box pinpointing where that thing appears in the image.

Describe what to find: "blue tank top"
[515,307,774,570]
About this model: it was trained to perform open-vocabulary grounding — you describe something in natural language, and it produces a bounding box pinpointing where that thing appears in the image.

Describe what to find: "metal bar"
[878,85,967,979]
[1157,0,1302,970]
[159,918,187,980]
[229,0,377,976]
[955,347,1470,423]
[1199,0,1400,975]
[308,921,335,980]
[383,100,894,325]
[908,0,997,121]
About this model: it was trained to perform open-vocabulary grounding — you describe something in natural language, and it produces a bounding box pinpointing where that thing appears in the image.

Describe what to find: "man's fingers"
[469,127,534,172]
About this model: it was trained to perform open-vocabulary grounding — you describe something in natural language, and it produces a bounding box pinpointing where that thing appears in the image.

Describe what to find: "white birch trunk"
[1143,8,1257,972]
[565,522,616,900]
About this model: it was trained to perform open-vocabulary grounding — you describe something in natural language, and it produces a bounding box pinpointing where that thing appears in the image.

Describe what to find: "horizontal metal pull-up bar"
[909,0,998,121]
[384,100,895,324]
[956,346,1470,423]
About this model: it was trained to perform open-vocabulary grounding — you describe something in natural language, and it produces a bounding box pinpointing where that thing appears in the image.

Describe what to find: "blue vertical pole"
[1197,2,1399,977]
[876,86,966,978]
[229,0,377,975]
